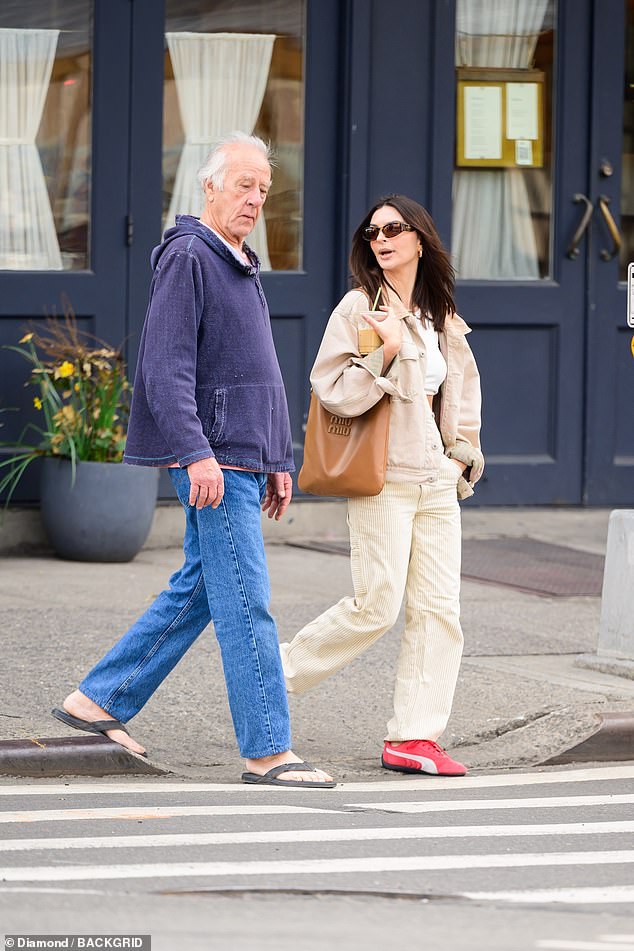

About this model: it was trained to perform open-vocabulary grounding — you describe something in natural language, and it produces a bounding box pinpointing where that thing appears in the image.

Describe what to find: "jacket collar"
[444,313,471,336]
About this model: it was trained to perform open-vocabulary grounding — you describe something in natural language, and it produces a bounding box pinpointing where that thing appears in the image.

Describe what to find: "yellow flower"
[74,382,80,392]
[57,361,75,379]
[33,397,42,410]
[19,332,34,344]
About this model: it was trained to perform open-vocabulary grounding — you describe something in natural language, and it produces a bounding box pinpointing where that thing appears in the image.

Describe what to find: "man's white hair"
[197,132,273,191]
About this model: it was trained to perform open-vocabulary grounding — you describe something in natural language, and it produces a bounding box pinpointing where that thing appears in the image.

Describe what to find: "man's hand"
[186,457,224,509]
[262,472,293,520]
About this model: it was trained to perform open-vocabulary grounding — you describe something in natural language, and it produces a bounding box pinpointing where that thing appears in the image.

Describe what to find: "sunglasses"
[362,221,415,241]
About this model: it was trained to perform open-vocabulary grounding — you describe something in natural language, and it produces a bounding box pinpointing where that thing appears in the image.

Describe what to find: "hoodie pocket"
[216,383,290,461]
[197,386,227,444]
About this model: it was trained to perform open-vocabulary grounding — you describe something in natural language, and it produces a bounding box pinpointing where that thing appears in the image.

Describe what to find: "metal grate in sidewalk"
[287,537,605,598]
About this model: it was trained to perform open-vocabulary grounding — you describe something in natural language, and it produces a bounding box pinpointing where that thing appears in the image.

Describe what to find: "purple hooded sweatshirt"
[123,216,294,474]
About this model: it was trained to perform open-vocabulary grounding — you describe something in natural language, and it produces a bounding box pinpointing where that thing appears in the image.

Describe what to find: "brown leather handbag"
[297,392,391,497]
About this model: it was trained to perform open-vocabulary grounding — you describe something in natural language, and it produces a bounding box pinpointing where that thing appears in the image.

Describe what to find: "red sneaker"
[382,740,467,776]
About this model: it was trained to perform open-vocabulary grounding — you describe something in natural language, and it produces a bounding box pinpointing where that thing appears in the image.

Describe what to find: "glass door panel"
[162,0,306,271]
[0,0,92,271]
[452,0,556,280]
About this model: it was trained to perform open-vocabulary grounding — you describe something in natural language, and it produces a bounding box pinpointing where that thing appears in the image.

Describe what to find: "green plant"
[0,310,131,506]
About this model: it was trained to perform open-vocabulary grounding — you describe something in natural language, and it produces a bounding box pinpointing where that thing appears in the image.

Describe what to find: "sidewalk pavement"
[1,505,633,781]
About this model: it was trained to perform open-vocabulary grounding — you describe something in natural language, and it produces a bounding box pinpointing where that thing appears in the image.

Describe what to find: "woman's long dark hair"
[349,194,456,331]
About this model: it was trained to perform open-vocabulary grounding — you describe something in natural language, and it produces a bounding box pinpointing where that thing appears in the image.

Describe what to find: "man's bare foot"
[245,750,334,784]
[62,690,146,756]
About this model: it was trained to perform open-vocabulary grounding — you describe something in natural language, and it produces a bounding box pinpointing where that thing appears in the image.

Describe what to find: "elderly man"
[52,132,335,788]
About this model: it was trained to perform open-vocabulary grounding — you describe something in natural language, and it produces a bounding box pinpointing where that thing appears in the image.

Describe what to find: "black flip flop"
[50,707,147,757]
[241,761,336,788]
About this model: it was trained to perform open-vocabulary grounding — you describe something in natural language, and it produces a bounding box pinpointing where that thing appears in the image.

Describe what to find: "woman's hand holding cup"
[361,306,402,364]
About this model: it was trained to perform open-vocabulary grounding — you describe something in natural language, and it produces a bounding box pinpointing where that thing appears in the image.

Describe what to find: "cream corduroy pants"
[281,456,464,741]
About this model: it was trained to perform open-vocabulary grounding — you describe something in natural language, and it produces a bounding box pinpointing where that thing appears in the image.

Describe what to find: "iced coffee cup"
[358,312,385,354]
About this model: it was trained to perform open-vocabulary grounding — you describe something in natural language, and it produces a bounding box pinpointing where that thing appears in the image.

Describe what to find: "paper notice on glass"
[464,86,502,160]
[515,139,533,165]
[506,83,538,140]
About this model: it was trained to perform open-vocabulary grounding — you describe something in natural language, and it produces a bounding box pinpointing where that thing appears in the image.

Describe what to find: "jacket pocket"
[393,343,419,402]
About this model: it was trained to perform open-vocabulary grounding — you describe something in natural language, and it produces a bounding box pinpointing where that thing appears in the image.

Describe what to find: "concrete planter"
[40,458,159,562]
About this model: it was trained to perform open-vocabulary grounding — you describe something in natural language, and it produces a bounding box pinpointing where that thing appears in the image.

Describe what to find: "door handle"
[598,194,622,261]
[566,193,594,259]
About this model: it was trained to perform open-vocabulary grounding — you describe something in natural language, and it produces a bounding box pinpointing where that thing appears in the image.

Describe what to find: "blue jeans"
[79,468,292,758]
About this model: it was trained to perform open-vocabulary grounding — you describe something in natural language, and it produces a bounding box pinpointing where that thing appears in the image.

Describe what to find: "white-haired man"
[52,133,335,788]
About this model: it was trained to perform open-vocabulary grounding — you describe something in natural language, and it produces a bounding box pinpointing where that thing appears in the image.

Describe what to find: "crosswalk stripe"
[0,887,104,895]
[347,794,634,813]
[1,793,630,824]
[1,764,632,797]
[1,850,633,882]
[0,804,339,824]
[1,820,632,852]
[461,886,634,905]
[536,941,634,950]
[337,765,634,792]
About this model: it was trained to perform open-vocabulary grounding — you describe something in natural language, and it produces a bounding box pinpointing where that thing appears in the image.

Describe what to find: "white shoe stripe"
[384,746,439,773]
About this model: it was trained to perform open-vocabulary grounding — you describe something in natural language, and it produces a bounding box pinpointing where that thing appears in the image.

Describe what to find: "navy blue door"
[0,0,135,502]
[584,0,634,504]
[427,0,633,505]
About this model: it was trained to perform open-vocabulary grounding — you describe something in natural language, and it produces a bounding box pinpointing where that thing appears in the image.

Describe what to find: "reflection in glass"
[0,2,92,271]
[452,0,555,280]
[164,0,305,271]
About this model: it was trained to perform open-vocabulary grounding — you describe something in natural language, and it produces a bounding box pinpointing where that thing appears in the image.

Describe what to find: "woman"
[281,194,484,776]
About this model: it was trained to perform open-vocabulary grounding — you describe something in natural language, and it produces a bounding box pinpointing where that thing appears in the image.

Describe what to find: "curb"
[1,715,632,779]
[540,711,634,765]
[0,735,169,778]
[576,653,634,681]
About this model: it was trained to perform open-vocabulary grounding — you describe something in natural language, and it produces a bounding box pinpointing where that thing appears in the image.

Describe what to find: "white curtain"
[165,31,275,269]
[453,0,549,279]
[0,28,62,270]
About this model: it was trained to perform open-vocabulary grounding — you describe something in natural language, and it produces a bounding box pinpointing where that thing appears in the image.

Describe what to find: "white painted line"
[1,765,633,796]
[341,764,634,792]
[2,794,632,824]
[462,886,634,905]
[0,804,339,825]
[1,850,633,882]
[536,942,634,950]
[0,887,104,895]
[598,940,634,945]
[1,821,632,852]
[347,794,634,813]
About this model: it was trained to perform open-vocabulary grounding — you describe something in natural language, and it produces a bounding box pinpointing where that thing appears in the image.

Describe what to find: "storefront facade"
[1,0,633,505]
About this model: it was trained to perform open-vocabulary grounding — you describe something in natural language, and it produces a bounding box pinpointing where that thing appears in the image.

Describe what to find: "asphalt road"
[0,763,633,950]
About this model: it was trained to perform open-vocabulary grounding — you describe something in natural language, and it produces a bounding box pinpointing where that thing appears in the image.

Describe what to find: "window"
[163,0,306,271]
[0,0,92,271]
[452,0,556,280]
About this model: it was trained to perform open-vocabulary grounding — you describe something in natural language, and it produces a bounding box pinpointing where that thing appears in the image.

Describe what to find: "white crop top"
[416,312,447,395]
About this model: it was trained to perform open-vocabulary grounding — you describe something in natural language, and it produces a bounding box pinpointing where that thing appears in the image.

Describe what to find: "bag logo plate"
[327,414,352,436]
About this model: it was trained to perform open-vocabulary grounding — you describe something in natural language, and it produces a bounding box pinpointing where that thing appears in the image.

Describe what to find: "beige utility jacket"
[310,289,484,499]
